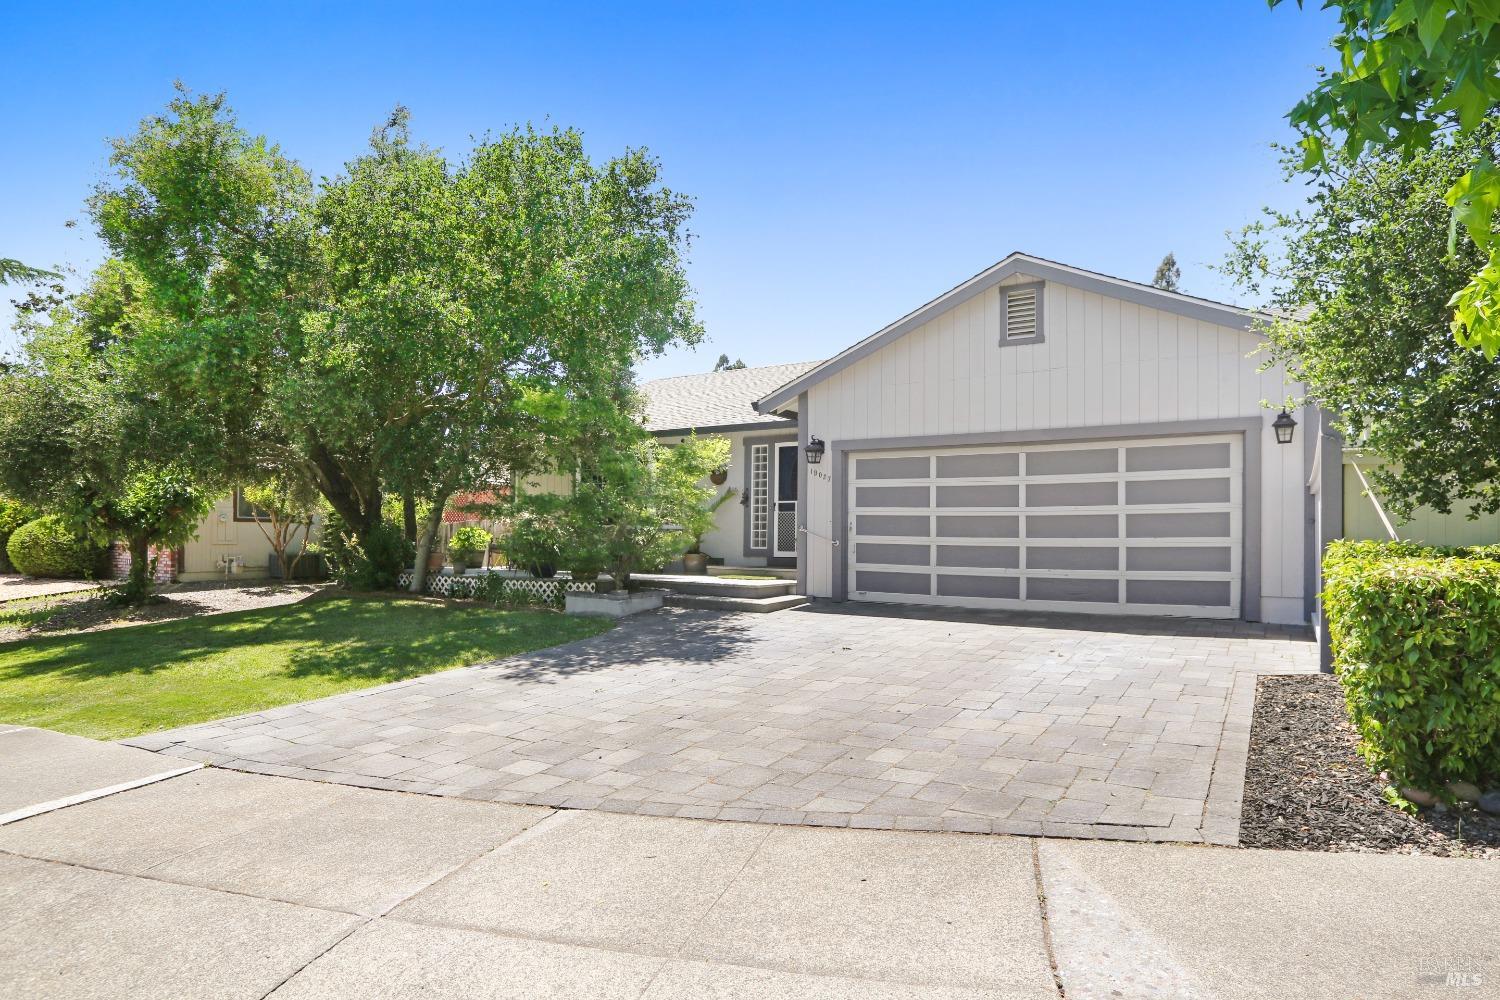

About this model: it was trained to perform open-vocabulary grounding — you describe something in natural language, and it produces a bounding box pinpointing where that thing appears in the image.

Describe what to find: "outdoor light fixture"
[1272,409,1297,445]
[805,436,826,465]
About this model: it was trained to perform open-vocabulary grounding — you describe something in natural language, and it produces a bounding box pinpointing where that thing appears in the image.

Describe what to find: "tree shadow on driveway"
[475,608,760,685]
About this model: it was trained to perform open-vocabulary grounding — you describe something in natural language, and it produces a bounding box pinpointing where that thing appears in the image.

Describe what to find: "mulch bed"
[1240,673,1500,858]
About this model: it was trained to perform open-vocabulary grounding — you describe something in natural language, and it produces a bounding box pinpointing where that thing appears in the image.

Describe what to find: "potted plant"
[448,525,491,570]
[680,487,737,574]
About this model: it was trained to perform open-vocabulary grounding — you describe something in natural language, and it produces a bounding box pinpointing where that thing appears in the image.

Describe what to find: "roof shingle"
[640,361,818,433]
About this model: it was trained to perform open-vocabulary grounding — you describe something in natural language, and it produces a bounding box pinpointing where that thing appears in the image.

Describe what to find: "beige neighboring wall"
[179,493,321,582]
[1342,459,1500,547]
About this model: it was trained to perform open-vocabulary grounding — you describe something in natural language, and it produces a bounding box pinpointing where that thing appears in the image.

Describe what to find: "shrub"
[500,501,565,577]
[0,496,39,573]
[319,510,413,591]
[1323,544,1500,790]
[449,525,491,568]
[6,515,101,579]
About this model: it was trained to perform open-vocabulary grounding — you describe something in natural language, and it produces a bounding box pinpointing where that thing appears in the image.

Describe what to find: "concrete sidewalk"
[0,731,1495,999]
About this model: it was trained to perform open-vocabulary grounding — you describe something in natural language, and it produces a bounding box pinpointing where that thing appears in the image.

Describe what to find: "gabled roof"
[755,252,1271,413]
[640,361,819,434]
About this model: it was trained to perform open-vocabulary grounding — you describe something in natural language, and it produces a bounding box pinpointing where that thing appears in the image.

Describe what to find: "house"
[641,362,819,569]
[651,252,1329,625]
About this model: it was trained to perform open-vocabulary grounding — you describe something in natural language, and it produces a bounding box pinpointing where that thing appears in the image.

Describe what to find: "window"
[1002,284,1043,344]
[750,444,770,549]
[233,489,272,522]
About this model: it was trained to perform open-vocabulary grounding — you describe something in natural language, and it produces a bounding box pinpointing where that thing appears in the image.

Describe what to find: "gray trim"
[651,418,796,438]
[757,253,1270,412]
[796,392,809,594]
[829,417,1265,621]
[740,429,798,558]
[1000,281,1045,347]
[1315,408,1344,673]
[1301,402,1317,625]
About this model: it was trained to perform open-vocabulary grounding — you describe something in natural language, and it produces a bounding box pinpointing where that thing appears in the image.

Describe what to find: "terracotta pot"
[682,552,709,574]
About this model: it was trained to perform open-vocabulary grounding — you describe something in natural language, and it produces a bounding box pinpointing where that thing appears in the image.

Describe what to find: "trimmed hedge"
[5,515,101,579]
[0,496,39,573]
[1322,540,1500,789]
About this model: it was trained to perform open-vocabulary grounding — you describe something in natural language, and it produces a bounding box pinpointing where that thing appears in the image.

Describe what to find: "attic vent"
[1004,286,1040,340]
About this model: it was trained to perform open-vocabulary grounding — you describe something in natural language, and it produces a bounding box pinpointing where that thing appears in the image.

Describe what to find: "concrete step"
[631,573,795,598]
[708,566,797,580]
[664,592,810,614]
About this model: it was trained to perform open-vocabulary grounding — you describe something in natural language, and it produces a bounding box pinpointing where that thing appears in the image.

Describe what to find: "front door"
[773,442,799,558]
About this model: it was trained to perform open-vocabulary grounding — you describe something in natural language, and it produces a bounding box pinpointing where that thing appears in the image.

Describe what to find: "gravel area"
[0,582,328,643]
[1241,673,1500,858]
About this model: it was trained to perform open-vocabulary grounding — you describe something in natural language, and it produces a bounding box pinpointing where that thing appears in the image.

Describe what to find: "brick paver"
[127,602,1316,843]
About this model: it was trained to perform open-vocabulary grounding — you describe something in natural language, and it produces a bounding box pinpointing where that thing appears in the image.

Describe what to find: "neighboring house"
[176,490,322,583]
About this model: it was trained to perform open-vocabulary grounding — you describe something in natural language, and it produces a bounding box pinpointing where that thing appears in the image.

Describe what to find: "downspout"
[1313,409,1343,674]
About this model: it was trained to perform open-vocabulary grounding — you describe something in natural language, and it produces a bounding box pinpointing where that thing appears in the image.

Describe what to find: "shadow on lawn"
[0,593,588,685]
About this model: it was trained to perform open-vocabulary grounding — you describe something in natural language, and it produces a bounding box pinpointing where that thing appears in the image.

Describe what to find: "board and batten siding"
[801,275,1310,624]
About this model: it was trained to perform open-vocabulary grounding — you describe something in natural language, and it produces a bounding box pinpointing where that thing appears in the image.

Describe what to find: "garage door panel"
[1125,442,1231,472]
[849,435,1241,618]
[1025,448,1118,476]
[1027,546,1119,571]
[856,514,930,537]
[1027,514,1117,538]
[1128,579,1233,607]
[936,453,1019,478]
[1125,477,1231,505]
[1126,512,1232,538]
[1126,546,1232,572]
[1026,481,1118,507]
[1027,578,1119,603]
[937,574,1020,599]
[855,570,930,595]
[936,484,1019,508]
[856,542,930,566]
[856,485,930,507]
[936,544,1020,569]
[935,515,1019,538]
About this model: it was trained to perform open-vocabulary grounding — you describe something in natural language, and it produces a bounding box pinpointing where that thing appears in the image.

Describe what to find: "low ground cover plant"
[1323,540,1500,795]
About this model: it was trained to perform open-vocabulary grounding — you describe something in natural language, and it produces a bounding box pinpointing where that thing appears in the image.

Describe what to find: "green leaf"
[1416,0,1451,54]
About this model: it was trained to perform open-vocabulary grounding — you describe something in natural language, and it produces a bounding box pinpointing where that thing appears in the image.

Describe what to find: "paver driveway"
[129,603,1316,842]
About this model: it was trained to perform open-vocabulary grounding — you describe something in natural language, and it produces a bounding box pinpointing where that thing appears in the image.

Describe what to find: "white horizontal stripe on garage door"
[847,435,1242,618]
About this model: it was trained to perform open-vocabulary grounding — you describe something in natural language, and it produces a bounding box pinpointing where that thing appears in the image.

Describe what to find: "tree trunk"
[409,493,451,595]
[308,441,382,541]
[403,491,418,544]
[124,533,153,604]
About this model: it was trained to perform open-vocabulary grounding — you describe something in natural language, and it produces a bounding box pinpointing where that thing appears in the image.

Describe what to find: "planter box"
[565,589,665,618]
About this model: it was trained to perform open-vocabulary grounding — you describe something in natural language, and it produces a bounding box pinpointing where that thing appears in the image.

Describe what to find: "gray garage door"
[847,435,1242,618]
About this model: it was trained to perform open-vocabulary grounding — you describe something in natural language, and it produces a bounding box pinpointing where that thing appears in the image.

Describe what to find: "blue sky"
[0,1,1337,377]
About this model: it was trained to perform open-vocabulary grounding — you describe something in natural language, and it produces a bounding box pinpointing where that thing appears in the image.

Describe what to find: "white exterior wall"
[656,429,781,567]
[180,494,321,582]
[800,277,1309,624]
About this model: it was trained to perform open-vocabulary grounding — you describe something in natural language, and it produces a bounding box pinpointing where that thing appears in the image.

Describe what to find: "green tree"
[1152,252,1181,291]
[0,259,59,285]
[240,471,320,580]
[0,264,217,601]
[1271,1,1500,357]
[89,89,701,593]
[713,353,747,371]
[1226,125,1500,519]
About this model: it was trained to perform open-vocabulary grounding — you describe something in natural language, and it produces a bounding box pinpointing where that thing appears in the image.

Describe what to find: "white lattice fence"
[396,572,595,604]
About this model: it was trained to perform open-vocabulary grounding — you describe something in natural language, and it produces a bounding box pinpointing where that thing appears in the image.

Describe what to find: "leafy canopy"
[1271,1,1500,357]
[90,88,702,578]
[1226,124,1500,519]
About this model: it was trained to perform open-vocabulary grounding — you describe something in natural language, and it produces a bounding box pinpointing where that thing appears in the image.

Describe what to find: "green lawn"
[0,593,612,740]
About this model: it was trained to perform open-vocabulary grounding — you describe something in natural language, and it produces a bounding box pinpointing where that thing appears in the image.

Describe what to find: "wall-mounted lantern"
[1272,409,1297,446]
[805,436,826,465]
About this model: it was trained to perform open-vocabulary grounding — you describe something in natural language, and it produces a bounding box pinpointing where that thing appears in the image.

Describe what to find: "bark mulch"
[1240,673,1499,858]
